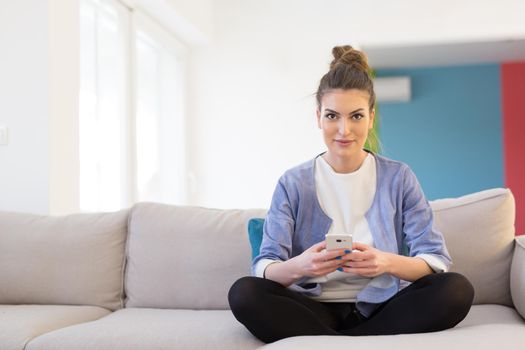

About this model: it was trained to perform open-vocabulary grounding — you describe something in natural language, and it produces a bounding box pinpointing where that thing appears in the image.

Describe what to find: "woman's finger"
[317,263,344,275]
[313,248,345,263]
[357,250,375,260]
[352,242,371,251]
[342,250,372,262]
[309,240,326,252]
[343,260,376,268]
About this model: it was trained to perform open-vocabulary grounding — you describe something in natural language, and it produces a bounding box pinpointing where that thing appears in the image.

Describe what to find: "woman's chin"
[333,149,359,158]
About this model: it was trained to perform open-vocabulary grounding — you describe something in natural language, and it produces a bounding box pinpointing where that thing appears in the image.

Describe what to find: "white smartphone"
[325,234,353,251]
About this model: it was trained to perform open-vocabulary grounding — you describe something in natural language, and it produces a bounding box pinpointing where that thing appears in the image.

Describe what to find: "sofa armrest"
[511,235,525,319]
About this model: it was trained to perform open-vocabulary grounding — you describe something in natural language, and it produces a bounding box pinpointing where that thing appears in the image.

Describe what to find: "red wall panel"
[502,61,525,235]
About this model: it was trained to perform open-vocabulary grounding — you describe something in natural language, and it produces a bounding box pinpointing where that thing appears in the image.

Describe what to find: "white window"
[79,0,187,212]
[79,0,130,212]
[133,12,188,205]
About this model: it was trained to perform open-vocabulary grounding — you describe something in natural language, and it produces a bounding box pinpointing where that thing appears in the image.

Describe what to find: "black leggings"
[228,272,474,343]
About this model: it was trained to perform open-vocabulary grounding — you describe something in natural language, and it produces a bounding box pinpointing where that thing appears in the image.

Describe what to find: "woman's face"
[316,88,375,162]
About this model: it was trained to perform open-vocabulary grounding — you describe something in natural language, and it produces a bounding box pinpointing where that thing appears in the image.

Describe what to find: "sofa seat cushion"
[262,305,525,350]
[25,308,264,350]
[0,304,110,350]
[455,304,524,327]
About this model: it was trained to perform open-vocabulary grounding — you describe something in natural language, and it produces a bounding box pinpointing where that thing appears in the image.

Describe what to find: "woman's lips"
[335,140,355,146]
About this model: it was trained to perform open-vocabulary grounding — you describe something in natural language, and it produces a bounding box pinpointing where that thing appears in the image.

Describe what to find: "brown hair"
[315,45,376,110]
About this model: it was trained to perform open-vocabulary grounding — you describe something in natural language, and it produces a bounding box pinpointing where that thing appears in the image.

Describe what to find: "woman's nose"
[338,118,351,135]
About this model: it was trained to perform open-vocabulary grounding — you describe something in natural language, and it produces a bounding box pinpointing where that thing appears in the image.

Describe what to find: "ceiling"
[363,38,525,69]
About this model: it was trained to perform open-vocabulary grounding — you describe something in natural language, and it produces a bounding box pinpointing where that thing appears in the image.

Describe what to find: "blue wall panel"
[376,64,503,200]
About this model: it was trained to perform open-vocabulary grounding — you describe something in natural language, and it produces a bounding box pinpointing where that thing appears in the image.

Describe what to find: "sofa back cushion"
[0,209,129,310]
[430,188,515,306]
[125,203,266,309]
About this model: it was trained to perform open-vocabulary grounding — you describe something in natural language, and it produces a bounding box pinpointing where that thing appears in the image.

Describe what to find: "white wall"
[126,0,214,45]
[0,0,79,215]
[0,1,50,214]
[186,0,525,209]
[48,0,80,215]
[166,0,213,43]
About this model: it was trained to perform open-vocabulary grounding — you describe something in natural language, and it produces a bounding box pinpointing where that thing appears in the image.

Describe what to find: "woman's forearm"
[387,254,433,281]
[264,251,433,285]
[263,260,303,287]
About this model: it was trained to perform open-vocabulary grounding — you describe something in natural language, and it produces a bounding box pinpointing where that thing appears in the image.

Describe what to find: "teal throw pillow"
[248,218,265,259]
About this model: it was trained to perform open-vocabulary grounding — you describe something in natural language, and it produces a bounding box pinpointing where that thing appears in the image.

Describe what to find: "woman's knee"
[442,272,475,308]
[421,272,473,300]
[410,272,475,331]
[434,272,475,326]
[228,276,268,314]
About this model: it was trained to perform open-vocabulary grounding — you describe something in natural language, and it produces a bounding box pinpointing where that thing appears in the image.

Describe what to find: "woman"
[228,45,474,343]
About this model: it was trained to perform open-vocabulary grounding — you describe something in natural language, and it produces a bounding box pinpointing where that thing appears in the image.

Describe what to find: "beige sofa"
[0,187,524,350]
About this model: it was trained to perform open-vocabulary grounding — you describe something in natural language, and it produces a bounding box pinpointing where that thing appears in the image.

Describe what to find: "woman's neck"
[322,150,368,174]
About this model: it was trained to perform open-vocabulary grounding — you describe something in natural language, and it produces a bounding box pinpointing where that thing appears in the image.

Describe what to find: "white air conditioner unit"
[374,76,411,103]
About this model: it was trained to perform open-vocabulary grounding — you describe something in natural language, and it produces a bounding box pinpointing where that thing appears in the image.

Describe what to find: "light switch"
[0,126,8,145]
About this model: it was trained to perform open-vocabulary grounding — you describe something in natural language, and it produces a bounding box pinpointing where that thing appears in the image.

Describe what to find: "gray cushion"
[25,308,264,350]
[260,306,525,350]
[430,188,515,306]
[0,305,110,350]
[125,202,267,309]
[455,304,524,327]
[0,209,129,310]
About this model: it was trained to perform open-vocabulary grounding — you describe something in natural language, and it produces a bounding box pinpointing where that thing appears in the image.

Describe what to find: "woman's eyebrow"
[324,108,364,115]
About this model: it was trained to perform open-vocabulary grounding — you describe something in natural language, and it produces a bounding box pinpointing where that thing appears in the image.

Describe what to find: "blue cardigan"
[252,150,452,317]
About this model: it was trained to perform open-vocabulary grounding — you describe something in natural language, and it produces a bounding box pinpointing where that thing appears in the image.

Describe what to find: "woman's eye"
[325,113,337,120]
[352,114,364,120]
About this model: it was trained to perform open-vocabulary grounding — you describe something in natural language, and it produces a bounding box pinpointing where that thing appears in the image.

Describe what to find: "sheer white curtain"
[79,0,129,212]
[79,0,187,212]
[134,12,188,205]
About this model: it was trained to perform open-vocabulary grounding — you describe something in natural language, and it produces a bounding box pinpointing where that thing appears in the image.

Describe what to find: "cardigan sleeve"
[251,176,295,276]
[401,165,452,272]
[250,175,322,295]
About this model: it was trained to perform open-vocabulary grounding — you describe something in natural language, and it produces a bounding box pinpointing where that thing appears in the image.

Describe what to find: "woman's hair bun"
[330,45,370,72]
[317,44,375,110]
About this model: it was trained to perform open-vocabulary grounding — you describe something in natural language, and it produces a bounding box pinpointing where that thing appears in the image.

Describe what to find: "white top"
[316,153,376,243]
[306,153,376,302]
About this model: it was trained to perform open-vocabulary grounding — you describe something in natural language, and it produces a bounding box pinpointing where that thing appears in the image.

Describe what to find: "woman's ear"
[316,109,321,129]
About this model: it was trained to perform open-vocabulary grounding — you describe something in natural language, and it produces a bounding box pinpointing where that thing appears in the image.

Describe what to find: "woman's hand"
[340,242,434,281]
[267,241,434,286]
[290,241,346,278]
[263,241,346,287]
[339,242,392,277]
